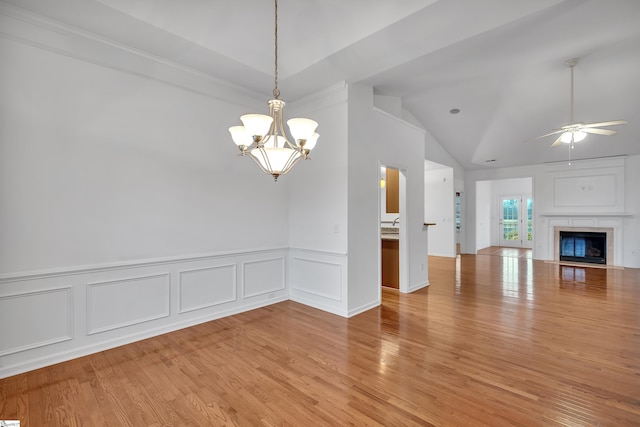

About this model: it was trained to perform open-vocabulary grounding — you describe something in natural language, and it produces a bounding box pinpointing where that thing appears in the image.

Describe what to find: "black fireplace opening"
[559,231,607,265]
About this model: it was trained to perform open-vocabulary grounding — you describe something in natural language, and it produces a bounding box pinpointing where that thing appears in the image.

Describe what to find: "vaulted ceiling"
[4,0,640,170]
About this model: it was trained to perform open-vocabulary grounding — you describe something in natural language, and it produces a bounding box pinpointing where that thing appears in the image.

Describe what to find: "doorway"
[379,165,408,293]
[424,160,456,257]
[475,177,533,253]
[499,195,533,248]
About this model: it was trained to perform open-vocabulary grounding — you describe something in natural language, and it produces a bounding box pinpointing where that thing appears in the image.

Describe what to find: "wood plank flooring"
[1,254,639,426]
[477,245,532,258]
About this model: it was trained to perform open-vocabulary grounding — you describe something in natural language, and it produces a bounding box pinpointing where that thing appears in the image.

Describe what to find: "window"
[455,192,461,230]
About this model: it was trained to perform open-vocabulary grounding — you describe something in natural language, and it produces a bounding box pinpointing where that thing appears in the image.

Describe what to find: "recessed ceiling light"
[449,108,460,114]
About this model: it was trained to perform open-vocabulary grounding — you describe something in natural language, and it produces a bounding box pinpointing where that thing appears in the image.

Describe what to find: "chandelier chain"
[273,0,280,99]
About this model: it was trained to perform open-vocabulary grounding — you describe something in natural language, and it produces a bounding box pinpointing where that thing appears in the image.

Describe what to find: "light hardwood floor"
[1,253,639,426]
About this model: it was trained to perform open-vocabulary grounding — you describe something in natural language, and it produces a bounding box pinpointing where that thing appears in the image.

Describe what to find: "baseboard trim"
[408,280,430,292]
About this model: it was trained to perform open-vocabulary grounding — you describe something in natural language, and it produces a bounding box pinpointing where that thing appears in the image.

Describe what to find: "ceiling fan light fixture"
[561,130,586,143]
[573,130,586,142]
[523,57,626,149]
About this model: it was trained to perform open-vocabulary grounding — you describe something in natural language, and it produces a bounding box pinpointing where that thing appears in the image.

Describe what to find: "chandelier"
[228,0,319,181]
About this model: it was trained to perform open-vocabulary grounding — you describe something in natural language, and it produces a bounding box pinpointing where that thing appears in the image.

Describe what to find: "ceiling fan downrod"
[566,58,579,124]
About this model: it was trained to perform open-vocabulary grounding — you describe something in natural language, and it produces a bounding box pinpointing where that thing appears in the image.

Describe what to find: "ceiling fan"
[525,58,626,148]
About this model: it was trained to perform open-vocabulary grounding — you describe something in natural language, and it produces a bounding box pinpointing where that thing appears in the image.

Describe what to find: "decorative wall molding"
[0,247,287,283]
[241,257,286,298]
[178,264,237,314]
[87,273,171,335]
[553,174,617,208]
[0,248,289,379]
[288,249,349,317]
[541,157,625,215]
[291,257,343,301]
[0,287,73,357]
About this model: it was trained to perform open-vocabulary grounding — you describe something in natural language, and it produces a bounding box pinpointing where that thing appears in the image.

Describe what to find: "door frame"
[499,194,533,248]
[378,163,409,295]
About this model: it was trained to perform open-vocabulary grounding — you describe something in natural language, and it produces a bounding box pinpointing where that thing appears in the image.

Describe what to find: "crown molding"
[0,1,264,107]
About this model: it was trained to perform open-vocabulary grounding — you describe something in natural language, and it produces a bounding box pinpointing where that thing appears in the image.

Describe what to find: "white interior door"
[499,195,533,248]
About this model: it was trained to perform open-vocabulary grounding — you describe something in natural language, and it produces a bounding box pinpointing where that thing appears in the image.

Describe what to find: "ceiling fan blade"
[523,129,563,143]
[582,127,616,136]
[550,136,564,147]
[582,120,627,128]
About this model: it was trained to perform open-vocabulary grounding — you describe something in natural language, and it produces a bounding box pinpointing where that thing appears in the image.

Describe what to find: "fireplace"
[559,231,606,264]
[553,226,615,266]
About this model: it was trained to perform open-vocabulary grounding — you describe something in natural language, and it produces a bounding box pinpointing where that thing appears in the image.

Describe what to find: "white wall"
[424,163,455,257]
[423,127,467,253]
[373,104,430,295]
[0,14,291,274]
[288,85,430,317]
[287,85,350,316]
[0,10,293,378]
[475,181,492,250]
[623,155,640,267]
[346,84,381,314]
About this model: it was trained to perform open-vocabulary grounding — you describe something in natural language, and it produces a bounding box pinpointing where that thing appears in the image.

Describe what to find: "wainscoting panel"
[179,264,236,314]
[291,257,342,301]
[0,287,72,357]
[242,257,286,298]
[288,249,348,317]
[0,248,289,379]
[87,274,171,335]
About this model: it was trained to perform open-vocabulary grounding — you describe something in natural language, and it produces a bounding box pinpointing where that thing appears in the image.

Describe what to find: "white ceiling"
[4,0,640,170]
